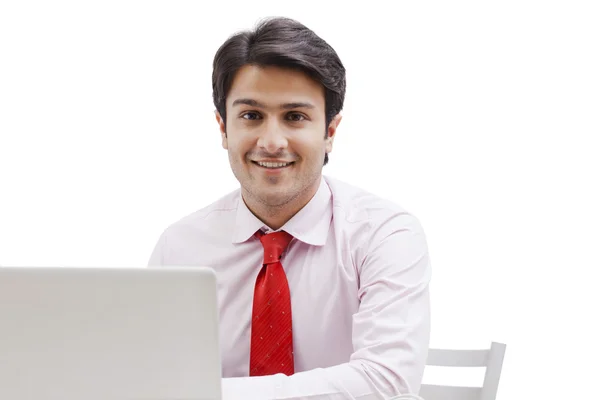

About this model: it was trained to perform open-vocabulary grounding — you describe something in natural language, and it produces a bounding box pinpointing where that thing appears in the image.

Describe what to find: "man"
[149,16,431,400]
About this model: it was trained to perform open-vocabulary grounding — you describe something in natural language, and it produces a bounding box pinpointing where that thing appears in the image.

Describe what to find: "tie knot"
[256,230,293,264]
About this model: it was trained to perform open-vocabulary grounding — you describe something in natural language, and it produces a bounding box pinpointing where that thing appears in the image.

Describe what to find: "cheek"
[293,136,326,158]
[228,136,253,156]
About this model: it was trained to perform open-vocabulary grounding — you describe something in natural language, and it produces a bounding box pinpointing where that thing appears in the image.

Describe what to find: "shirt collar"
[231,176,332,246]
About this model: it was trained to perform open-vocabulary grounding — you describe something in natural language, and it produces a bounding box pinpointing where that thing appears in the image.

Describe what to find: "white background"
[1,1,598,398]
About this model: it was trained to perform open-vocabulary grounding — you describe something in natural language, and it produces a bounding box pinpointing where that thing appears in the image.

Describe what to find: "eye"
[241,112,261,121]
[287,113,307,122]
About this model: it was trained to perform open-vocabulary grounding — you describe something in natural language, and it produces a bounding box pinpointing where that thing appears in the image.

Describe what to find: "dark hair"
[212,17,346,166]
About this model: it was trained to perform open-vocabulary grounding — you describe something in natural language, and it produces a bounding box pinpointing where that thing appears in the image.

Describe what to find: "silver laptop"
[0,266,222,400]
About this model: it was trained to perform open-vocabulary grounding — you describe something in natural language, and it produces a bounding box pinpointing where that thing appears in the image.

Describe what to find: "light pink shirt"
[148,175,432,400]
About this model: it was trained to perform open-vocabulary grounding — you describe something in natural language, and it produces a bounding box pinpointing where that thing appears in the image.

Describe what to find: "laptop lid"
[0,266,222,400]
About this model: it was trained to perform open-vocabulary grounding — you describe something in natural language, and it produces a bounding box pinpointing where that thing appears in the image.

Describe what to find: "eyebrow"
[231,98,316,110]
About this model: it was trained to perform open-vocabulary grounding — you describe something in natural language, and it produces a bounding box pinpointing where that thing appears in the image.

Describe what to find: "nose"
[256,122,288,154]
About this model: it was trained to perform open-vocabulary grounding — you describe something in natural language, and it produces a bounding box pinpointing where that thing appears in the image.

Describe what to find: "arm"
[147,231,166,266]
[222,212,432,400]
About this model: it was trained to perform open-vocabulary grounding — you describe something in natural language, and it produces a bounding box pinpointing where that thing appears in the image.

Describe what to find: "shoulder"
[324,175,428,255]
[148,188,241,266]
[158,187,240,243]
[325,175,423,230]
[325,176,431,285]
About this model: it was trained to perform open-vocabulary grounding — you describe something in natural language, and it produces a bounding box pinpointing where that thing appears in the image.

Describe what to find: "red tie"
[249,230,295,376]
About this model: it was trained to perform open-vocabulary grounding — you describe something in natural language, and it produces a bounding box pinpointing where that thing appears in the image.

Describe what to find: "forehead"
[227,65,325,109]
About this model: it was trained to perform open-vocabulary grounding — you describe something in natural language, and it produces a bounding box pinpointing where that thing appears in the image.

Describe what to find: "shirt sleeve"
[147,231,166,266]
[222,211,432,400]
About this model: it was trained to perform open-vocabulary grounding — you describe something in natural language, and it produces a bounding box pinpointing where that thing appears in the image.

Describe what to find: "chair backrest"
[419,341,506,400]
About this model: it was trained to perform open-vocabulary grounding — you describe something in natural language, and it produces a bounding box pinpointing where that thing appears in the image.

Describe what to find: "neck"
[243,177,321,231]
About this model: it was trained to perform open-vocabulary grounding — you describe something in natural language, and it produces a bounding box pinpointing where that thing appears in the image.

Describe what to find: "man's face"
[216,65,341,209]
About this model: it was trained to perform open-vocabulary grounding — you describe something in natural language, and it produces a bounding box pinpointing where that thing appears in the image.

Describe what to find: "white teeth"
[257,161,291,168]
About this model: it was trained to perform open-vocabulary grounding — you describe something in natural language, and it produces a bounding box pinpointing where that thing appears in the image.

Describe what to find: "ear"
[215,110,228,150]
[325,113,342,153]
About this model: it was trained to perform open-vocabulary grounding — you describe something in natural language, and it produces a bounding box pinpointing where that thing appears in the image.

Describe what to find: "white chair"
[419,341,506,400]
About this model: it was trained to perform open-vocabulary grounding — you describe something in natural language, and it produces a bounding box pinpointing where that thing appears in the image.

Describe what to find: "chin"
[252,186,296,207]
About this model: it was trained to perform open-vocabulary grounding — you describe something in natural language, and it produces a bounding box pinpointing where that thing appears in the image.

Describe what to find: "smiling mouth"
[251,161,295,169]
